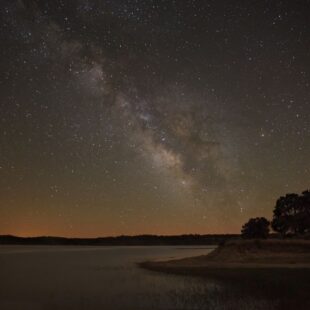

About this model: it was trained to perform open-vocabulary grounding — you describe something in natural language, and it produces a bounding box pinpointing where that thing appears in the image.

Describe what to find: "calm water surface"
[0,246,308,310]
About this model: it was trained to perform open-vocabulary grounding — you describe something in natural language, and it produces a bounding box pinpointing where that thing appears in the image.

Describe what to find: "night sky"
[1,0,309,237]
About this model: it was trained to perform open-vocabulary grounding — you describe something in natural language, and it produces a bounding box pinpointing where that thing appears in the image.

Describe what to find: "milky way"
[0,0,309,236]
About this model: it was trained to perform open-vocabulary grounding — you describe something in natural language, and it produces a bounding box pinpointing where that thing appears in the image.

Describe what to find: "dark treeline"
[0,234,240,246]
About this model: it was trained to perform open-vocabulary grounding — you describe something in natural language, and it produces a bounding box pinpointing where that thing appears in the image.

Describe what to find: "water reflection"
[0,246,309,309]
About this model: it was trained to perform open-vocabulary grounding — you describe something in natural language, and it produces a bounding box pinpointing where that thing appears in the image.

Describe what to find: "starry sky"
[0,0,309,237]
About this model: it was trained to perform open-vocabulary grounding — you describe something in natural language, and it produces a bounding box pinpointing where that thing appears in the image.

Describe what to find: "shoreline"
[139,239,310,279]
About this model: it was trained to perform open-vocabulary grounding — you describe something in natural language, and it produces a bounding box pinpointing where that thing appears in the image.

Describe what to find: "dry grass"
[139,240,310,309]
[140,239,310,273]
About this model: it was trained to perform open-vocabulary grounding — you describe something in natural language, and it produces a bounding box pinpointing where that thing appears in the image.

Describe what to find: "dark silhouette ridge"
[0,234,240,246]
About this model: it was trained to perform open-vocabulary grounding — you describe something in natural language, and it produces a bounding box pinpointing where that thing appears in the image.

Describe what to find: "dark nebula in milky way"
[0,0,309,236]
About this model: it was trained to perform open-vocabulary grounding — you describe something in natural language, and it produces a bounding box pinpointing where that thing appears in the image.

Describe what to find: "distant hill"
[0,234,239,246]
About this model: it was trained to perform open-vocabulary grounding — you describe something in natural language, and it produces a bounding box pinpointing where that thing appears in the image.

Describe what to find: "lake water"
[0,246,309,310]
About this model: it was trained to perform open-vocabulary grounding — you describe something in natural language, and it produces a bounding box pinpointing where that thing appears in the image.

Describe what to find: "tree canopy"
[241,217,270,239]
[271,190,310,236]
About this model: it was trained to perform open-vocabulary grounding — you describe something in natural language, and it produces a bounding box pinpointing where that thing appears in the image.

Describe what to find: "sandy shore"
[140,239,310,279]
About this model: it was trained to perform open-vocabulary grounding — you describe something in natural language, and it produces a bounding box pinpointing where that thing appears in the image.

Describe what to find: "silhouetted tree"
[271,193,300,236]
[297,190,310,234]
[241,217,270,239]
[271,191,310,236]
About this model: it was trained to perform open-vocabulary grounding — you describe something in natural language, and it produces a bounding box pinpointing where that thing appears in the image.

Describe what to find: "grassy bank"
[140,239,310,280]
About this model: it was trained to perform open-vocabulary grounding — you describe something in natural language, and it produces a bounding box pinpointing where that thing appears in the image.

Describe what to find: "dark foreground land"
[140,239,310,272]
[140,239,310,309]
